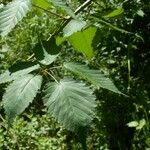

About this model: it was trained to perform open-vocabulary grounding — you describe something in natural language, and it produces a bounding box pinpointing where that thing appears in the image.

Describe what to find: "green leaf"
[0,62,40,84]
[137,10,144,17]
[33,37,60,65]
[48,0,76,18]
[63,19,86,37]
[3,74,42,123]
[146,138,150,147]
[64,62,122,94]
[0,0,31,36]
[68,27,97,58]
[103,8,124,18]
[56,36,66,45]
[136,119,146,130]
[32,0,52,10]
[127,121,139,127]
[43,78,96,131]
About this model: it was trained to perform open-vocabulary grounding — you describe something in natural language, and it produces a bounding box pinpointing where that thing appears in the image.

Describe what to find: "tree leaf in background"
[0,0,31,36]
[64,62,122,94]
[68,27,97,58]
[3,74,43,123]
[43,78,96,131]
[33,37,60,65]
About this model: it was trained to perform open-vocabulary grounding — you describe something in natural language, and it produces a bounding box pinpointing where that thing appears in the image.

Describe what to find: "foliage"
[0,0,150,149]
[0,111,67,150]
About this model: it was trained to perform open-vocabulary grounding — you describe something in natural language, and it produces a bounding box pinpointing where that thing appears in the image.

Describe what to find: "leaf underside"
[0,64,40,84]
[43,78,96,131]
[0,0,31,36]
[3,74,42,123]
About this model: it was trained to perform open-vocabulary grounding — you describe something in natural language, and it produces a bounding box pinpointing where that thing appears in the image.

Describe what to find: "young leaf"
[127,121,139,128]
[43,78,96,131]
[0,0,31,36]
[63,19,86,37]
[0,63,40,84]
[64,62,122,94]
[68,27,97,58]
[48,0,76,18]
[103,8,124,18]
[33,37,60,65]
[3,74,43,123]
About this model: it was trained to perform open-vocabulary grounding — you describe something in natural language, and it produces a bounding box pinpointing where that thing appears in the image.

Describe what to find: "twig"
[32,4,68,20]
[27,53,34,60]
[74,0,93,14]
[49,65,63,69]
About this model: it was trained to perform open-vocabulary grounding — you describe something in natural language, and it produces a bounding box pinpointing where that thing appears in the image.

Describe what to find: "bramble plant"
[0,0,123,131]
[1,0,150,149]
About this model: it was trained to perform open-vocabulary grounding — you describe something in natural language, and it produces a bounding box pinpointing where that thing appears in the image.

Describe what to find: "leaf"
[137,10,144,17]
[63,19,86,37]
[127,121,139,127]
[33,37,60,65]
[68,27,97,58]
[103,8,124,18]
[56,36,66,45]
[64,62,122,94]
[0,0,31,36]
[0,62,40,84]
[3,74,42,123]
[32,0,52,10]
[48,0,76,18]
[43,78,96,131]
[146,138,150,147]
[136,119,146,130]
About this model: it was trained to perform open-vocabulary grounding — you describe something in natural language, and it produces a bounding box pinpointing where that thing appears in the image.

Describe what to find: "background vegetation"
[0,0,150,149]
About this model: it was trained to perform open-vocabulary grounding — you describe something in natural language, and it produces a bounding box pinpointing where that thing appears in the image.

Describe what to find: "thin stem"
[49,65,63,69]
[27,54,34,60]
[32,4,68,20]
[44,70,59,83]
